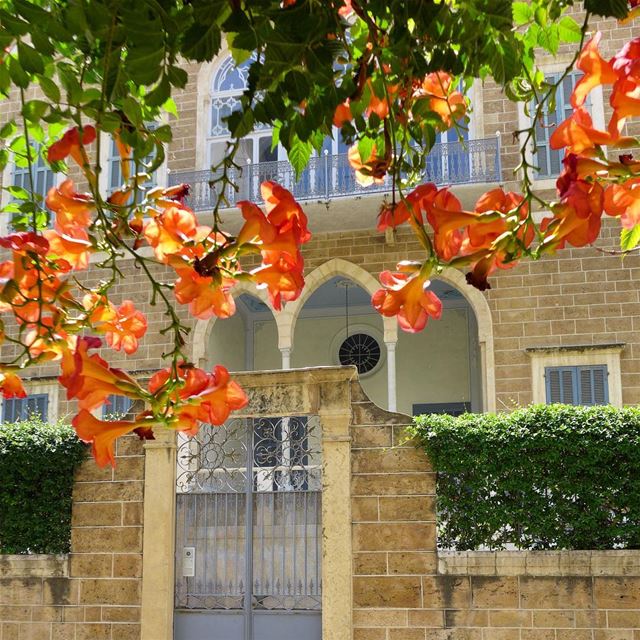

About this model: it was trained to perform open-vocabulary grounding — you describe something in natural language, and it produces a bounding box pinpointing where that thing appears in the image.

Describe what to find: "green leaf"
[22,99,48,123]
[162,97,178,119]
[288,135,312,179]
[512,2,533,25]
[621,225,640,252]
[167,65,188,89]
[37,75,60,103]
[357,136,375,163]
[182,22,222,62]
[7,57,29,89]
[17,42,44,75]
[537,24,560,55]
[0,121,16,139]
[584,0,629,19]
[122,97,143,127]
[557,16,583,43]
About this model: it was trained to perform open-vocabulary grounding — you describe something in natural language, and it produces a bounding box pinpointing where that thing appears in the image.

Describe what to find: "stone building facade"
[0,7,639,640]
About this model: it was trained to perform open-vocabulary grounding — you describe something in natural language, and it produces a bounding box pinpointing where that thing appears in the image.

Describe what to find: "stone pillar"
[140,429,177,640]
[316,374,354,640]
[280,347,291,369]
[385,341,397,412]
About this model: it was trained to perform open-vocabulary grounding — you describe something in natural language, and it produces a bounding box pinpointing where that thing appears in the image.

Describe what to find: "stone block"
[113,555,142,579]
[519,577,593,609]
[113,458,145,482]
[594,631,634,640]
[122,503,143,527]
[444,608,489,627]
[521,632,556,640]
[422,576,471,609]
[43,578,78,606]
[2,622,20,640]
[79,579,141,606]
[354,629,386,640]
[388,552,437,576]
[353,576,422,608]
[556,631,594,640]
[351,426,392,448]
[52,623,76,640]
[531,609,574,628]
[110,623,141,640]
[101,606,141,623]
[16,622,50,640]
[352,402,410,426]
[488,609,532,627]
[30,605,64,622]
[352,473,436,497]
[471,577,519,609]
[407,609,444,628]
[594,577,640,609]
[353,523,436,552]
[354,553,387,575]
[69,554,112,578]
[73,481,143,503]
[389,628,426,640]
[62,606,84,622]
[379,496,435,522]
[352,497,379,522]
[608,611,640,628]
[353,608,408,627]
[71,528,142,554]
[72,502,122,527]
[352,448,429,474]
[0,579,43,605]
[0,605,31,621]
[574,609,607,628]
[75,623,112,640]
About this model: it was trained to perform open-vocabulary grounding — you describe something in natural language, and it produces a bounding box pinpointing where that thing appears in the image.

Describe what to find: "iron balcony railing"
[169,136,502,212]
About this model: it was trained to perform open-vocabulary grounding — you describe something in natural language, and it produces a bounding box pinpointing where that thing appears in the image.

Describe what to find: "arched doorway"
[206,293,281,372]
[291,276,388,408]
[395,279,482,416]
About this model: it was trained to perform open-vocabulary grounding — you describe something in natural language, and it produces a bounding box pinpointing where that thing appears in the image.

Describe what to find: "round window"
[338,333,381,375]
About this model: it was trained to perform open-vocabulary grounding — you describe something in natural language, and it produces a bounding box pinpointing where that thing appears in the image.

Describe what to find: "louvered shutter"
[578,365,609,405]
[534,73,587,178]
[2,393,48,423]
[103,395,134,420]
[545,365,609,405]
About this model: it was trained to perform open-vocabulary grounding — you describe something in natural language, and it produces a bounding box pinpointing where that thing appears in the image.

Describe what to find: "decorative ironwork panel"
[170,136,501,212]
[175,416,322,614]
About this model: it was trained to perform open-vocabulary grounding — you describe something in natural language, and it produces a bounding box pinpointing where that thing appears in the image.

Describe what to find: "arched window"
[208,56,276,171]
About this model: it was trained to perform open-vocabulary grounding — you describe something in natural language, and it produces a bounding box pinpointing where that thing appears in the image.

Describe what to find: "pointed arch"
[278,258,398,351]
[190,282,273,368]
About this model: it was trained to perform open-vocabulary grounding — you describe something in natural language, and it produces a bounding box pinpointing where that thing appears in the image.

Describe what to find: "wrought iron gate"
[174,416,322,640]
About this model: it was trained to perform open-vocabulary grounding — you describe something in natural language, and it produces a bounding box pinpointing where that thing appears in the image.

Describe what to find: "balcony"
[169,136,501,212]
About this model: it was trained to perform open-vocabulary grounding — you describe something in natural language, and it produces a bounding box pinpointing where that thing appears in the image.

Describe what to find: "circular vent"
[338,333,381,375]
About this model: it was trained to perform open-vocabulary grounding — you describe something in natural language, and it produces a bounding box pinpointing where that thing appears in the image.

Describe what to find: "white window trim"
[515,58,606,188]
[0,379,59,423]
[527,344,624,407]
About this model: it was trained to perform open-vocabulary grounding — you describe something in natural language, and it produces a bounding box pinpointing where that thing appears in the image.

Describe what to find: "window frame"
[0,379,58,424]
[527,345,624,408]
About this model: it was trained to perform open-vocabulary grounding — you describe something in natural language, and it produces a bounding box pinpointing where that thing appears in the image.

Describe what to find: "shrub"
[410,404,640,550]
[0,416,87,554]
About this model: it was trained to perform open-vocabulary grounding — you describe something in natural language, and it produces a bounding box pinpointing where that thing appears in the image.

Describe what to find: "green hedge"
[410,404,640,550]
[0,417,87,554]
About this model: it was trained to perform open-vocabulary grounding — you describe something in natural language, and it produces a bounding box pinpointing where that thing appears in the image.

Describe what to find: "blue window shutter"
[2,393,48,423]
[102,395,134,420]
[578,365,609,405]
[545,365,609,406]
[534,72,587,178]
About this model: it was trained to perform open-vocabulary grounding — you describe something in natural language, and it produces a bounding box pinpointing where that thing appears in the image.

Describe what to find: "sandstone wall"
[351,383,640,640]
[0,434,144,640]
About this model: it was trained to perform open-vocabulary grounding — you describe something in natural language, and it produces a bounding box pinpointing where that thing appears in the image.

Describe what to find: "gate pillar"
[313,369,356,640]
[141,428,177,640]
